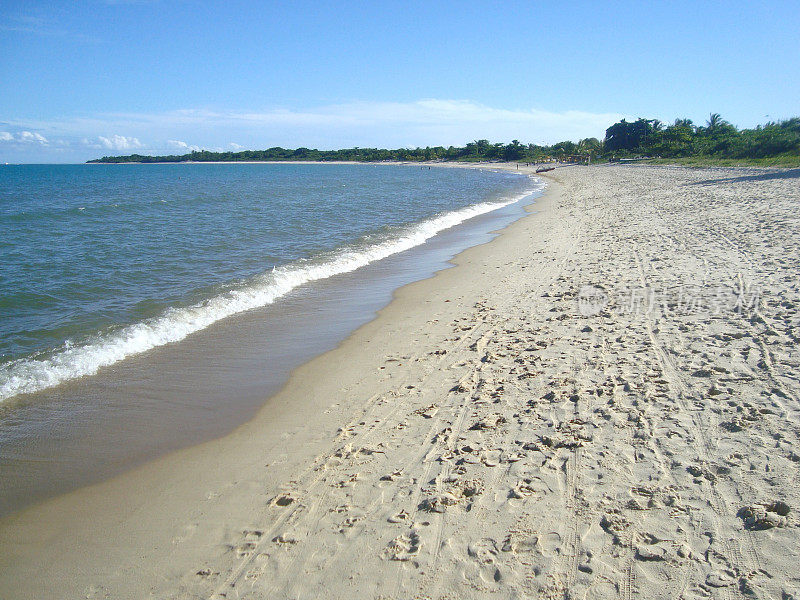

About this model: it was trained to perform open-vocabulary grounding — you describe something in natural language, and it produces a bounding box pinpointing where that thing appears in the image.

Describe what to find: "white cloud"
[3,130,49,144]
[167,139,201,152]
[229,142,244,150]
[97,134,142,151]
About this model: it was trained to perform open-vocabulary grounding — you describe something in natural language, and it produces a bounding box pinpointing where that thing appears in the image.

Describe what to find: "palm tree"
[707,113,725,132]
[578,137,601,153]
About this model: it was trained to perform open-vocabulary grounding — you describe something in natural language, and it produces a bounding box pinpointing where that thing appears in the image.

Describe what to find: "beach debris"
[196,568,217,578]
[413,404,438,419]
[272,494,295,507]
[419,493,459,513]
[380,469,403,482]
[272,533,298,544]
[387,509,410,523]
[419,477,484,513]
[470,414,506,430]
[738,501,791,530]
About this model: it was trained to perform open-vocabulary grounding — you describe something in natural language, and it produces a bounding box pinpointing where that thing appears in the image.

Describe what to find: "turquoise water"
[0,163,537,400]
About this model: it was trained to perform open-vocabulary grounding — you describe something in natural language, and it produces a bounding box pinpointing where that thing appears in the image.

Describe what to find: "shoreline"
[0,162,554,595]
[0,163,540,516]
[84,159,549,168]
[1,161,531,404]
[2,163,798,599]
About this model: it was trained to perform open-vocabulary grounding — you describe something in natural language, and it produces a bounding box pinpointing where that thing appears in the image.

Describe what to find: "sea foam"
[0,178,542,401]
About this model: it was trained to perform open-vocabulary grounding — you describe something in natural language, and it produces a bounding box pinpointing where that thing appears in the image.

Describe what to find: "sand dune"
[1,164,799,599]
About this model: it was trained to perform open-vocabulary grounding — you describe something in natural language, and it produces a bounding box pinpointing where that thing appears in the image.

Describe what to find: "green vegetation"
[603,115,800,162]
[86,140,582,164]
[87,115,800,165]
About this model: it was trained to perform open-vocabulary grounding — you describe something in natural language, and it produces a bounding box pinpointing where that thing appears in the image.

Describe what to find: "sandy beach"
[1,163,799,599]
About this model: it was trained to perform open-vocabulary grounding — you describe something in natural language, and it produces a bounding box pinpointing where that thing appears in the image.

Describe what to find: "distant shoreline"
[88,160,405,165]
[86,159,515,166]
[83,115,800,167]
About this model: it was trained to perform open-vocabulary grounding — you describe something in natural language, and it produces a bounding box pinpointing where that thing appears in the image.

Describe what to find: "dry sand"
[1,164,799,599]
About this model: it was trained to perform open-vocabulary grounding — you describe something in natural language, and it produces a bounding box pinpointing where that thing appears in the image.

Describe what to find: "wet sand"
[1,164,799,599]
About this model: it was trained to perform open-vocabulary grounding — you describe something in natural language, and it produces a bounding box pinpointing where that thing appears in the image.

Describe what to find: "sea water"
[0,163,537,400]
[0,162,543,515]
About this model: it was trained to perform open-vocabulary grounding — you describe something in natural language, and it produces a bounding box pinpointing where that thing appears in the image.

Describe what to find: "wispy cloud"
[0,11,101,42]
[11,100,624,143]
[0,14,48,34]
[121,100,620,140]
[2,99,628,161]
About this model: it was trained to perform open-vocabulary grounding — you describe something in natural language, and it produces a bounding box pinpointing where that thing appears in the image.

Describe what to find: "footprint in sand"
[635,544,669,562]
[501,533,538,554]
[383,530,421,561]
[508,478,538,499]
[467,538,503,583]
[538,531,562,557]
[705,569,738,588]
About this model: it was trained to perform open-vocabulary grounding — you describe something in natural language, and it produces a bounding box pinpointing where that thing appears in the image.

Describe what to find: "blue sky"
[1,0,798,162]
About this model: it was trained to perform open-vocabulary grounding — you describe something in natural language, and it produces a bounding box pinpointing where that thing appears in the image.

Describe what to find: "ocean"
[0,162,542,514]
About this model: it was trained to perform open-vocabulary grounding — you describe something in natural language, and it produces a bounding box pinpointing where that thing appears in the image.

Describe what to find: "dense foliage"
[602,115,800,160]
[88,115,799,164]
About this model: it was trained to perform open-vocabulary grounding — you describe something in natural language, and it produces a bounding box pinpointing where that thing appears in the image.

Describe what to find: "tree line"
[87,140,590,163]
[604,114,800,160]
[87,114,799,164]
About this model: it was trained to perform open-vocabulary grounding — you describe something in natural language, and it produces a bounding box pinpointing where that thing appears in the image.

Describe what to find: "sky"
[1,0,798,163]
